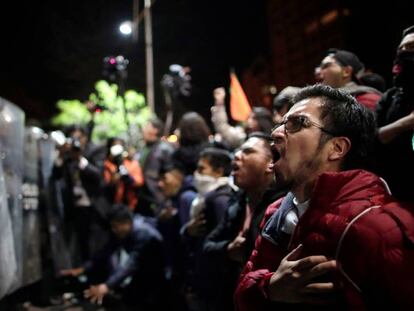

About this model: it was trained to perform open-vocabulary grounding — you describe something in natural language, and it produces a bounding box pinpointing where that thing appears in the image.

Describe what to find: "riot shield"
[21,126,44,286]
[0,160,17,299]
[0,97,24,295]
[39,134,73,275]
[39,132,60,189]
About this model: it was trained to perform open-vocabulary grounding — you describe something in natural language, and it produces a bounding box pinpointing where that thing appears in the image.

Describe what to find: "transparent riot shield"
[21,126,44,286]
[39,133,72,276]
[0,160,17,299]
[0,97,24,295]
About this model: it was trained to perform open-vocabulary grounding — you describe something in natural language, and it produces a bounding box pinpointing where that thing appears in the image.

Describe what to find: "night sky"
[0,0,268,126]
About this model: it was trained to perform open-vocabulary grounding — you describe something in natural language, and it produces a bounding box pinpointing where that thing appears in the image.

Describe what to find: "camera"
[118,164,130,179]
[66,137,82,152]
[161,64,192,98]
[102,55,129,81]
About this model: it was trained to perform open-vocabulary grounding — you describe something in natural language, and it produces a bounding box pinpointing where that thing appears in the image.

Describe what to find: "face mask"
[393,50,414,89]
[110,144,125,157]
[193,171,218,195]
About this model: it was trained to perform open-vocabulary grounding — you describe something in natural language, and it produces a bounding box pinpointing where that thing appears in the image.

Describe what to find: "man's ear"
[328,137,351,161]
[342,66,353,80]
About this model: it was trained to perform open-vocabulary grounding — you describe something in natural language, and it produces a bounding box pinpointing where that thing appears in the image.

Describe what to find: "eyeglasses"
[273,115,336,136]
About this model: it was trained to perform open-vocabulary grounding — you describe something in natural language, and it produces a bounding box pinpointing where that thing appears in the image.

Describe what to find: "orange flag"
[230,72,251,122]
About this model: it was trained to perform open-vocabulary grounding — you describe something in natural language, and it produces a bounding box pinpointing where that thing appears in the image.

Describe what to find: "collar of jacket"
[308,169,388,212]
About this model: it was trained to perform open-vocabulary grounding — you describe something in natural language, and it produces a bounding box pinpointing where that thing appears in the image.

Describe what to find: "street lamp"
[119,21,132,35]
[119,0,155,113]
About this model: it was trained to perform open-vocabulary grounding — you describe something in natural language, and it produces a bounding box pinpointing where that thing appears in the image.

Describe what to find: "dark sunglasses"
[272,115,336,136]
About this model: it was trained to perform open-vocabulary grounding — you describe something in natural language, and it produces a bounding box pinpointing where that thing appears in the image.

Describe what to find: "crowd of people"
[48,25,414,310]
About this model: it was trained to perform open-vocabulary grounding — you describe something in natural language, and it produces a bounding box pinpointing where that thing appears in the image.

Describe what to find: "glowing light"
[167,135,178,143]
[119,21,132,35]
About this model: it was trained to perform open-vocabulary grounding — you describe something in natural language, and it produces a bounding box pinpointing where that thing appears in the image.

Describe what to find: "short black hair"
[359,73,387,92]
[148,117,164,137]
[251,107,274,135]
[245,132,272,156]
[159,160,186,176]
[178,112,211,146]
[65,124,87,138]
[107,204,133,223]
[199,147,233,176]
[294,84,376,170]
[273,86,301,112]
[326,48,365,80]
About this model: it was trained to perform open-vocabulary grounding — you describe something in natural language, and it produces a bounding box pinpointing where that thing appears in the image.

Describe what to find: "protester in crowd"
[136,117,176,216]
[51,125,107,264]
[375,25,414,203]
[211,87,274,150]
[211,87,246,149]
[103,137,144,211]
[157,162,197,309]
[319,48,382,111]
[359,72,387,92]
[246,107,274,135]
[203,132,286,311]
[173,112,212,176]
[180,147,236,311]
[61,204,166,310]
[65,124,106,170]
[235,84,414,310]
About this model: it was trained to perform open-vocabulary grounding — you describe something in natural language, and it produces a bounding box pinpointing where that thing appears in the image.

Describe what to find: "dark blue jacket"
[181,184,236,305]
[84,215,165,289]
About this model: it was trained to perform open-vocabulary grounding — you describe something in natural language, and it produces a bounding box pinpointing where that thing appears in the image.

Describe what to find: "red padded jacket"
[235,170,414,310]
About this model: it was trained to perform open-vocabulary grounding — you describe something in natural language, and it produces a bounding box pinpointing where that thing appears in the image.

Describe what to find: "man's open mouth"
[271,144,281,163]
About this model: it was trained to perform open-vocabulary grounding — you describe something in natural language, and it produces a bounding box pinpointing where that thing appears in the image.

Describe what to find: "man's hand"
[268,244,338,305]
[158,206,178,222]
[84,283,109,305]
[213,87,226,105]
[186,213,207,237]
[227,235,246,263]
[60,267,85,277]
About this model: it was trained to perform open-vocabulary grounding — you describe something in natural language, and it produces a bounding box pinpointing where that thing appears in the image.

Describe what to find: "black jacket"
[375,87,414,202]
[204,187,286,262]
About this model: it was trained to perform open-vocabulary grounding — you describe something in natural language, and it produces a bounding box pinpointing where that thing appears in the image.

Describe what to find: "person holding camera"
[103,137,144,211]
[52,125,106,264]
